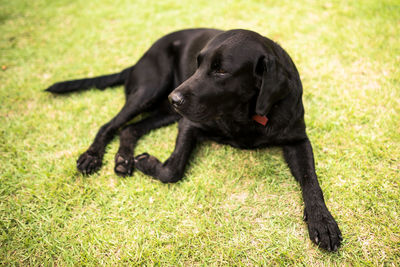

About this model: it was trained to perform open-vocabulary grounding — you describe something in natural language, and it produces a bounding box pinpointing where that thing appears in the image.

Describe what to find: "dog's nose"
[169,92,184,107]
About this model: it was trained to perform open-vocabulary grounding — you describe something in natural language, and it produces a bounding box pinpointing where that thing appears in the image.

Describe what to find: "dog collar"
[252,114,268,126]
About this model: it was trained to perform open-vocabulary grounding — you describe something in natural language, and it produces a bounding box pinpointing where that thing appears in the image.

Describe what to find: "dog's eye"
[211,62,227,75]
[214,69,227,74]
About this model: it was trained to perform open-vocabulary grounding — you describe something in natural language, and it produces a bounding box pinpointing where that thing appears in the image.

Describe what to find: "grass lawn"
[1,0,399,265]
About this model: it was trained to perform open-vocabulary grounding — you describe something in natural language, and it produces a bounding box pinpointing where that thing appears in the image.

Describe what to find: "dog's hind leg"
[114,104,180,176]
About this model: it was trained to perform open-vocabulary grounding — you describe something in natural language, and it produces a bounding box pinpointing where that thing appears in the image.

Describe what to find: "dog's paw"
[134,153,182,183]
[114,153,134,177]
[305,207,342,251]
[134,153,159,175]
[77,151,103,175]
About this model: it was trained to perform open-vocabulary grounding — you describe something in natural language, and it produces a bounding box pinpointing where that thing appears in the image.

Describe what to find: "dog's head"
[169,30,295,123]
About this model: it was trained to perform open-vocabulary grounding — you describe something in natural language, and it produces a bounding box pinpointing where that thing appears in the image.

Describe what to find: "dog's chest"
[204,119,272,149]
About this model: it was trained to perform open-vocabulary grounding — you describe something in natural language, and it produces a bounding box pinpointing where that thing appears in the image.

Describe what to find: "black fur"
[45,28,342,251]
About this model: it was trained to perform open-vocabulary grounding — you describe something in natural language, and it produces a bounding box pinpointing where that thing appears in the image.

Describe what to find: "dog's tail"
[44,67,132,94]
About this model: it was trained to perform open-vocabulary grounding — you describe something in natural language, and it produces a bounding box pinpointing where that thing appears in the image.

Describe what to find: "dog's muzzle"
[168,92,184,108]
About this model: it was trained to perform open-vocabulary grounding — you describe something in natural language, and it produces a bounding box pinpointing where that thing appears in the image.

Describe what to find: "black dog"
[46,28,342,251]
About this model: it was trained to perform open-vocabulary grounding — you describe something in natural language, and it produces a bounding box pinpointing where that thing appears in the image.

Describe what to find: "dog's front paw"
[304,207,342,251]
[77,151,103,175]
[114,153,134,177]
[134,153,160,176]
[134,153,181,183]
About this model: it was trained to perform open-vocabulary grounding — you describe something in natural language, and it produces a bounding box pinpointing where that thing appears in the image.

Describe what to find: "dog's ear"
[254,54,291,116]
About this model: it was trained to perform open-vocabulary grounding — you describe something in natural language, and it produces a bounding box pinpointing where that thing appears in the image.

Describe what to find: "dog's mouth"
[171,104,184,117]
[175,106,212,123]
[171,103,213,123]
[168,96,184,114]
[168,91,217,123]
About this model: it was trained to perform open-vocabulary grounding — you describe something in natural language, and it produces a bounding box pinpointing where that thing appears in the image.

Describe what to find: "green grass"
[1,0,399,265]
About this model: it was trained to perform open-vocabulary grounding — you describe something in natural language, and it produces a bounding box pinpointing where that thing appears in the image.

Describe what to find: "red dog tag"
[252,114,268,126]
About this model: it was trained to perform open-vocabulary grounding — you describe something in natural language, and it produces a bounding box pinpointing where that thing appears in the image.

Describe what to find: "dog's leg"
[76,85,174,175]
[76,50,175,175]
[283,138,342,251]
[76,96,147,175]
[134,119,198,183]
[114,110,180,177]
